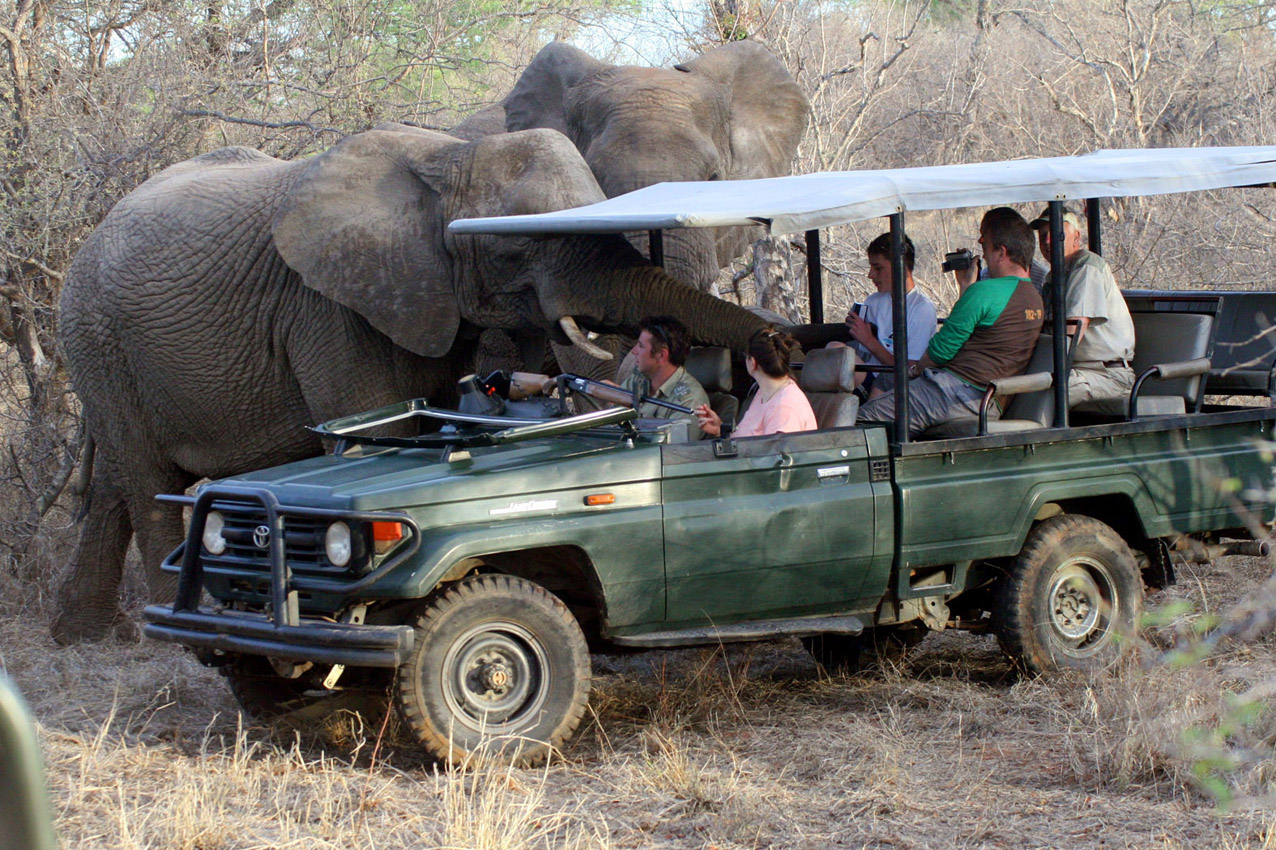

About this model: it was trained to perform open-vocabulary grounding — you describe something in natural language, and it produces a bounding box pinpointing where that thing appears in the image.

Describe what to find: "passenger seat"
[684,347,739,426]
[1072,312,1213,418]
[921,334,1058,438]
[797,346,859,429]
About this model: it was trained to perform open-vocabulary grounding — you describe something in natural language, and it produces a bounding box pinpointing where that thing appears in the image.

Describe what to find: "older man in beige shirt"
[1031,207,1137,406]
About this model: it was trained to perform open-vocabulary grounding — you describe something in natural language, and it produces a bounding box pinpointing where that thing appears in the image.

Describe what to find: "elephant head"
[271,123,765,362]
[501,40,810,291]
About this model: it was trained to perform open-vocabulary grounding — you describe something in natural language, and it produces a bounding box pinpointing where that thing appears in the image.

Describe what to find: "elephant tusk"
[559,316,613,361]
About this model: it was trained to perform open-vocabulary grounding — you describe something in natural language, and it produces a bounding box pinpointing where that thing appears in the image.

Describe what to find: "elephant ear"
[272,126,463,358]
[677,41,810,180]
[505,42,609,140]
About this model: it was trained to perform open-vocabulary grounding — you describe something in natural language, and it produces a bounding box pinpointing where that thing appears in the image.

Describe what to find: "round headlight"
[325,521,352,567]
[203,511,227,555]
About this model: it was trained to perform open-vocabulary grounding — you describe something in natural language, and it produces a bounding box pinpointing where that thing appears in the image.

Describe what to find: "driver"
[618,316,711,439]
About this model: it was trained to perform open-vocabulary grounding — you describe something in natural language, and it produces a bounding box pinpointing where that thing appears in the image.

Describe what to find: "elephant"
[453,39,811,292]
[52,123,768,643]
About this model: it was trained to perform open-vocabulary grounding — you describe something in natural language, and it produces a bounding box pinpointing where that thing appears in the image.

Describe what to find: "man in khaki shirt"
[618,316,711,439]
[1031,207,1137,406]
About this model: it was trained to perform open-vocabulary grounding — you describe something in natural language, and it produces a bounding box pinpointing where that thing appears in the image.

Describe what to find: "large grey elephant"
[453,39,810,292]
[52,124,767,643]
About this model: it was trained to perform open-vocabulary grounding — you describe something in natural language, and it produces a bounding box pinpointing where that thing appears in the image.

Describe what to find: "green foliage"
[1182,688,1274,809]
[924,0,978,25]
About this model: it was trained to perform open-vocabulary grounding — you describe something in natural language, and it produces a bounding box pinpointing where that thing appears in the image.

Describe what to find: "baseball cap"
[1029,206,1081,230]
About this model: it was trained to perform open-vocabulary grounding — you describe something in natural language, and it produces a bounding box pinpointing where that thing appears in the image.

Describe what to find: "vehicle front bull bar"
[142,606,413,667]
[142,485,421,667]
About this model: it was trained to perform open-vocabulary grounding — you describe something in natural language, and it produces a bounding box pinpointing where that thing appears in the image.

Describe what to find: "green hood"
[213,435,662,514]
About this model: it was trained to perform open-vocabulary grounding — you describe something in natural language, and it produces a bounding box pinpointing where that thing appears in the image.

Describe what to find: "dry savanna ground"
[1,549,1274,850]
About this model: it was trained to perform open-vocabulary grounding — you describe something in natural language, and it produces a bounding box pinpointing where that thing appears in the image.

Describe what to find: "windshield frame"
[310,399,640,454]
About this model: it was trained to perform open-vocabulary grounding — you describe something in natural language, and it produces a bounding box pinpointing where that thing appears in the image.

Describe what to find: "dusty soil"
[3,553,1274,850]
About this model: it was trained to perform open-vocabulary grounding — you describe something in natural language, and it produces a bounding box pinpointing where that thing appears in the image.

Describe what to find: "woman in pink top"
[696,328,817,438]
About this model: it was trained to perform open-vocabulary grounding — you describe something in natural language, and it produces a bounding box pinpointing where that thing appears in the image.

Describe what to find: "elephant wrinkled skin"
[53,125,767,643]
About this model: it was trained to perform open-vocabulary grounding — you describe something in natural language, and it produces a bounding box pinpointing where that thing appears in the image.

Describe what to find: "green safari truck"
[144,147,1276,765]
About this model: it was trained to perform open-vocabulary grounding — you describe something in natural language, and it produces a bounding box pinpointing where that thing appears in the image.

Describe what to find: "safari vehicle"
[144,147,1276,765]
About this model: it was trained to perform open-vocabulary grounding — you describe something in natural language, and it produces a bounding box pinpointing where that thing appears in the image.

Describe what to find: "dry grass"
[2,553,1275,849]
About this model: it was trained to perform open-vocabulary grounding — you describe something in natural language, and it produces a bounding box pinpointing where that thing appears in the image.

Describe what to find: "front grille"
[222,512,325,565]
[201,503,366,577]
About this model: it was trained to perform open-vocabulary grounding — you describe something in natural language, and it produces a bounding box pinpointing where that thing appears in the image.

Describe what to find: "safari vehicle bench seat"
[797,346,859,429]
[921,334,1059,439]
[1072,311,1214,418]
[685,346,738,426]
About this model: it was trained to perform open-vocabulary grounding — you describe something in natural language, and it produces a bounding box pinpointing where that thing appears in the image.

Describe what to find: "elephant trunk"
[616,266,769,350]
[541,234,768,355]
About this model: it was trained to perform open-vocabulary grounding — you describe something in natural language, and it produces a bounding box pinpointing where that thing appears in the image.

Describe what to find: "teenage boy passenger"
[830,233,937,400]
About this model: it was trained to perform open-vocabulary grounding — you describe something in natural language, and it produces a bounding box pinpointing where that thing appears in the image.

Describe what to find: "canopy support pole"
[1048,201,1069,427]
[647,230,664,268]
[890,213,910,445]
[1086,198,1102,256]
[807,229,823,324]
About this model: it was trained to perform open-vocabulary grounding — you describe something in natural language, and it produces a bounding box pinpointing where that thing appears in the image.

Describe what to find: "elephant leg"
[126,464,195,606]
[475,329,523,378]
[515,330,549,376]
[52,475,134,644]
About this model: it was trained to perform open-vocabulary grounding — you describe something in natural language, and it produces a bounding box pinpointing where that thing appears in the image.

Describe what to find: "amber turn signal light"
[585,494,615,506]
[372,521,403,555]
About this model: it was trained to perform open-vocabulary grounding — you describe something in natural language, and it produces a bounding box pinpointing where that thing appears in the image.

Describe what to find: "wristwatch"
[908,362,921,379]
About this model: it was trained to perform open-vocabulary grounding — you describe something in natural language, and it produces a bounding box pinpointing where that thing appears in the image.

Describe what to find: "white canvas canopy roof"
[448,146,1276,237]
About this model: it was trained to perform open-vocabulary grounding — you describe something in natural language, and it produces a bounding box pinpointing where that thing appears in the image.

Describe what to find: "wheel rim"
[441,620,549,734]
[1046,557,1118,657]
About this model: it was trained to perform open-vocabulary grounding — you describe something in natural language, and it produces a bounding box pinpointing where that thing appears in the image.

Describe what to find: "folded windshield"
[310,399,639,453]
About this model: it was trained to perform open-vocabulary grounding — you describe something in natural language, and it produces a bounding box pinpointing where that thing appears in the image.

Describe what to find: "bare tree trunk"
[752,235,801,324]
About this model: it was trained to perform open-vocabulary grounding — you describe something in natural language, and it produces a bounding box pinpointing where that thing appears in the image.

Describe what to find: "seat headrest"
[799,346,857,393]
[684,347,733,393]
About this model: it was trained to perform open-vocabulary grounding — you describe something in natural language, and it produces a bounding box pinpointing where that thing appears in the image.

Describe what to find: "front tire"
[395,574,591,766]
[994,514,1143,674]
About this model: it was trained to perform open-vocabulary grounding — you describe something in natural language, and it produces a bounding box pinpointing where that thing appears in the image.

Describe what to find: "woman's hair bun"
[748,326,800,378]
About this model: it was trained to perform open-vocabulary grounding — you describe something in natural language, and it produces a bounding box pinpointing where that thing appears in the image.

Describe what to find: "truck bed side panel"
[893,415,1275,568]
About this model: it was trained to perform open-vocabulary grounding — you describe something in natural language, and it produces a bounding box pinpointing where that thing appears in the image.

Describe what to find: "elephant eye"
[709,171,722,181]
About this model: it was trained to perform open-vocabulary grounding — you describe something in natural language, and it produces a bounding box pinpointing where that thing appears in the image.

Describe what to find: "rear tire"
[994,514,1142,674]
[394,574,591,766]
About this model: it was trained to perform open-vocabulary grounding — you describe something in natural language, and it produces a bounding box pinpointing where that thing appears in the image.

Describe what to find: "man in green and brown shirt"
[857,207,1044,437]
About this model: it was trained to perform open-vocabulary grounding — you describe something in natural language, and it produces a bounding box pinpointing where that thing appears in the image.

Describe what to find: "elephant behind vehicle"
[454,39,810,292]
[52,125,768,643]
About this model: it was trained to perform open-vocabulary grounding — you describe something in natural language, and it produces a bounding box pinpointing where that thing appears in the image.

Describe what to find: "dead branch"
[34,431,78,517]
[178,109,344,135]
[1,250,63,282]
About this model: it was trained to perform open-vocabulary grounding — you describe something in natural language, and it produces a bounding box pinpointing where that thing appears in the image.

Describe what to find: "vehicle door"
[660,427,891,626]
